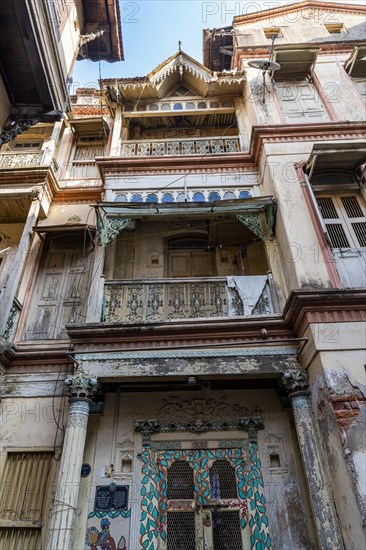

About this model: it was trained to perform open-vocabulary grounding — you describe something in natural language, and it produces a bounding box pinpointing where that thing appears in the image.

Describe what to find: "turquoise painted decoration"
[139,445,271,549]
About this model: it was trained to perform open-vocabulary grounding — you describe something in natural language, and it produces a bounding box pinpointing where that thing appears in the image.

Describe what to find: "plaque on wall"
[94,483,129,512]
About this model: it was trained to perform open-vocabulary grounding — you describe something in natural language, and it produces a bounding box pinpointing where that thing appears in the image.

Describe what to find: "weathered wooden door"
[25,234,92,339]
[168,251,214,278]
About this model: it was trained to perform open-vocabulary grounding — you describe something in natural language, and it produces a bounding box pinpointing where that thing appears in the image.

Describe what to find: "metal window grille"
[341,196,364,218]
[167,512,195,550]
[210,460,238,499]
[212,511,243,550]
[167,461,194,500]
[352,223,366,247]
[326,224,350,248]
[317,197,339,219]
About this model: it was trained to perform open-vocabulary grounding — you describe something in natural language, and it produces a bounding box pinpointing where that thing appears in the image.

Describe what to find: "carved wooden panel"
[25,238,92,339]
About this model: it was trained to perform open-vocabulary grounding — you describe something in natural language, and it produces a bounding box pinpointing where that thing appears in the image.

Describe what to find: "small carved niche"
[148,252,162,268]
[265,433,287,472]
[115,439,134,477]
[121,453,133,473]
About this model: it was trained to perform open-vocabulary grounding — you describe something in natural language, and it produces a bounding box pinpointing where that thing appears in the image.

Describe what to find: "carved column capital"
[64,371,99,401]
[281,368,309,397]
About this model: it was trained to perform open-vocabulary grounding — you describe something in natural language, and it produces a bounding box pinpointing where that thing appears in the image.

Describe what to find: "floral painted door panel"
[140,445,271,550]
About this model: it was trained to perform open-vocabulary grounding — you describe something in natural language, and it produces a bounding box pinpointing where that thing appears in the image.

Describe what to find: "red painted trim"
[294,163,342,289]
[312,71,338,122]
[233,1,366,26]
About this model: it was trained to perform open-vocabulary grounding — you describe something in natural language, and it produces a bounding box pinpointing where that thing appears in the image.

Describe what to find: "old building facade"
[0,1,365,549]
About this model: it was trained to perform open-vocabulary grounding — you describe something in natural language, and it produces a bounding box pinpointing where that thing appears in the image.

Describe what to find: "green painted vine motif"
[139,444,271,550]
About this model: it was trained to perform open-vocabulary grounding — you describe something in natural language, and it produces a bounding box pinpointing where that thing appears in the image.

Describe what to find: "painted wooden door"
[140,445,271,550]
[275,80,328,122]
[25,235,92,339]
[168,251,214,277]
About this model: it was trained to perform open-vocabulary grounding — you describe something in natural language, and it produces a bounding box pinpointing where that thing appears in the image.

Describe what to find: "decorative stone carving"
[64,370,99,401]
[281,369,309,395]
[157,395,252,421]
[237,213,264,240]
[135,398,264,446]
[106,218,131,245]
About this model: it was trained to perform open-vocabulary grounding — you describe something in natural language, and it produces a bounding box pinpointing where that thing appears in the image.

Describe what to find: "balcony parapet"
[103,276,275,324]
[0,152,44,168]
[120,137,241,157]
[0,152,60,175]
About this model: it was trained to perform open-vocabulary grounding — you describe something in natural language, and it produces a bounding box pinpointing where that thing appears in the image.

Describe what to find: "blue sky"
[71,0,362,91]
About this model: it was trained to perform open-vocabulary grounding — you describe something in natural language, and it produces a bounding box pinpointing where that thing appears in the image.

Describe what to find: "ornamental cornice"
[233,1,366,26]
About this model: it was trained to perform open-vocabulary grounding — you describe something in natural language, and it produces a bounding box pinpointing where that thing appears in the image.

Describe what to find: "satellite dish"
[247,35,281,103]
[248,59,281,71]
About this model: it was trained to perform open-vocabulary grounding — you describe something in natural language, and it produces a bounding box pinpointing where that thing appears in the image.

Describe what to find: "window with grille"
[13,142,42,150]
[210,460,238,499]
[212,511,243,550]
[167,461,194,500]
[167,511,196,550]
[0,451,54,550]
[275,79,328,123]
[317,195,366,249]
[70,139,104,179]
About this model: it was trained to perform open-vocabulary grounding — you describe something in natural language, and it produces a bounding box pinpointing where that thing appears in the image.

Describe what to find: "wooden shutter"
[275,80,328,122]
[71,142,104,179]
[317,194,366,249]
[0,451,54,550]
[26,234,92,339]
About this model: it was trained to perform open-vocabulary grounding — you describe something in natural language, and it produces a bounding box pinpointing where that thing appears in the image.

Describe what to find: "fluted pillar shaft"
[46,373,98,550]
[282,370,344,550]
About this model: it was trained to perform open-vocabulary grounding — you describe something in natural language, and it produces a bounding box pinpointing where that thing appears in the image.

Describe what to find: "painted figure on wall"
[86,519,127,550]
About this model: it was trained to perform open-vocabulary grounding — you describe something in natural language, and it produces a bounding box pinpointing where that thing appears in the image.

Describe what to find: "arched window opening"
[167,461,194,500]
[210,460,238,499]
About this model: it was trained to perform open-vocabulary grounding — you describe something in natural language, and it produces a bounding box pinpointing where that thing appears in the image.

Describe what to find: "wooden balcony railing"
[103,276,275,324]
[120,137,241,157]
[0,152,44,168]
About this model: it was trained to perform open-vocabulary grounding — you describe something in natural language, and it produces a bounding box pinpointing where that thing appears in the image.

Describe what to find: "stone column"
[46,371,98,550]
[281,369,344,550]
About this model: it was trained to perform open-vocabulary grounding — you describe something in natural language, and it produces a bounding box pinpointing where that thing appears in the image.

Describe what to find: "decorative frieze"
[135,398,264,446]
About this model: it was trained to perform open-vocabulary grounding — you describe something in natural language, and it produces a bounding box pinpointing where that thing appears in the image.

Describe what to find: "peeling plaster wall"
[260,142,332,293]
[234,12,364,48]
[301,322,366,548]
[314,54,365,122]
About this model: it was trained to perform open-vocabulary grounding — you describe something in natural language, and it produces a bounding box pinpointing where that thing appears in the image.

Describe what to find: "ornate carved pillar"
[281,369,344,550]
[46,371,98,550]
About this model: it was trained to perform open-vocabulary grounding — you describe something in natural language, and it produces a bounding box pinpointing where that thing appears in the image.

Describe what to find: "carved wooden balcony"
[120,137,241,157]
[0,153,60,176]
[103,276,276,324]
[0,152,44,168]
